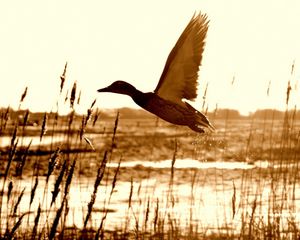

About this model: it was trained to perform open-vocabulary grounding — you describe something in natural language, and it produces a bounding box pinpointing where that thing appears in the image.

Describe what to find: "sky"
[0,0,300,115]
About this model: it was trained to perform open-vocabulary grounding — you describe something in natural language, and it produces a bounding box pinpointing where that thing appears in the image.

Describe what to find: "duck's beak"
[97,87,109,93]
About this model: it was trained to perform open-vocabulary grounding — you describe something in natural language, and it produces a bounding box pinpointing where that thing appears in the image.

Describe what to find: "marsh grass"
[0,64,300,239]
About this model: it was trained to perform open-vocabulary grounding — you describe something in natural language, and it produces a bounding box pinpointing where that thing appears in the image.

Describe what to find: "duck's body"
[135,92,196,126]
[135,93,212,133]
[98,80,214,133]
[98,13,214,133]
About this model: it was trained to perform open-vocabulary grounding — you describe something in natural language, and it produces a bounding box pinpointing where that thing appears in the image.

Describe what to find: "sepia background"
[1,1,300,239]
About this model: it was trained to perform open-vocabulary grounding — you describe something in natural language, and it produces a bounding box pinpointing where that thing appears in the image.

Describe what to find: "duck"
[97,13,214,133]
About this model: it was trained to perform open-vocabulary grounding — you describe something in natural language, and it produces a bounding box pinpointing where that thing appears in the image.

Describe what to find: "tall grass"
[0,63,299,239]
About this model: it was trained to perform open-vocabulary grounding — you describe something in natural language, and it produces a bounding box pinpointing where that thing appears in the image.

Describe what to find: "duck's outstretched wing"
[154,13,209,104]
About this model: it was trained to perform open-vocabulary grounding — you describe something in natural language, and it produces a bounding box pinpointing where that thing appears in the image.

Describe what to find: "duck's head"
[97,81,137,96]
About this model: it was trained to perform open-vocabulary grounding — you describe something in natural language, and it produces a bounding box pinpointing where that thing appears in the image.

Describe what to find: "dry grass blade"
[128,177,133,209]
[113,111,119,138]
[22,109,30,128]
[144,197,150,231]
[248,198,257,238]
[70,81,77,109]
[60,198,70,240]
[205,104,209,115]
[0,127,18,231]
[80,116,85,141]
[171,139,177,182]
[30,175,39,206]
[77,90,81,105]
[291,60,295,75]
[49,199,65,240]
[64,89,69,103]
[5,130,19,182]
[90,98,97,109]
[15,139,32,177]
[95,218,105,240]
[47,147,61,184]
[10,124,18,149]
[51,160,67,207]
[60,62,67,94]
[0,106,10,134]
[84,151,108,228]
[4,213,26,239]
[12,187,25,217]
[153,198,159,233]
[122,177,134,237]
[31,204,41,240]
[96,157,122,237]
[63,159,76,197]
[92,108,99,126]
[286,80,292,106]
[110,111,119,151]
[267,80,271,96]
[231,75,235,86]
[68,110,74,128]
[84,136,95,151]
[20,86,28,103]
[110,157,121,197]
[202,82,208,112]
[232,180,236,219]
[40,113,47,141]
[95,194,113,240]
[7,181,13,203]
[85,99,96,126]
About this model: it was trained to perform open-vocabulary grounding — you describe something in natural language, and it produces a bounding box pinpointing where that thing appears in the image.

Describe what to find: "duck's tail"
[185,102,215,133]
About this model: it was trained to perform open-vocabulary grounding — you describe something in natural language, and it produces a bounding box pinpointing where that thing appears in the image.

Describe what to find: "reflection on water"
[1,160,300,234]
[107,159,294,170]
[0,135,65,147]
[107,159,255,170]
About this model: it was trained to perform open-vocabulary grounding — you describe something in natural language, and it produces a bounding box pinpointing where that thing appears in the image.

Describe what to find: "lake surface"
[1,159,300,235]
[0,135,65,147]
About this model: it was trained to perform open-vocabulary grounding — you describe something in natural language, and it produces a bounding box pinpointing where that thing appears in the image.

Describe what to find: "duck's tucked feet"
[188,124,205,133]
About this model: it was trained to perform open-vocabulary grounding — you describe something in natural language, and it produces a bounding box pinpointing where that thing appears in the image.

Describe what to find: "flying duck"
[98,13,214,133]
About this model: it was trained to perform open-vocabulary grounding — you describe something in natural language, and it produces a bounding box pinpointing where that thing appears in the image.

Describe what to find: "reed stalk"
[84,151,108,228]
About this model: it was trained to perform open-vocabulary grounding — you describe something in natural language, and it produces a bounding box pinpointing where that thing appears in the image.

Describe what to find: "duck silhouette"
[98,13,214,133]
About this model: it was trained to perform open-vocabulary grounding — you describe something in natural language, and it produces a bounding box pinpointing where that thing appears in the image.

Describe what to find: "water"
[0,135,65,147]
[107,159,256,169]
[1,159,300,235]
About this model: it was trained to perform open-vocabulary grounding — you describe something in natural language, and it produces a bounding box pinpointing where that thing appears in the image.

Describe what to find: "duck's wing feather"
[154,13,209,104]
